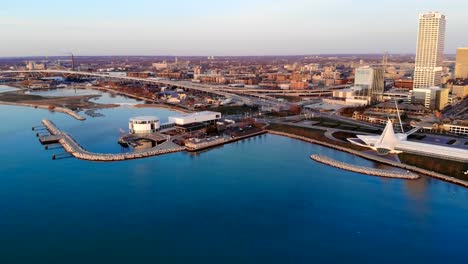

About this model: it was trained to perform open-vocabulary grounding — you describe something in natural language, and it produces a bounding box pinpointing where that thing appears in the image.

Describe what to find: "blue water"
[0,84,19,93]
[27,87,144,105]
[0,102,468,263]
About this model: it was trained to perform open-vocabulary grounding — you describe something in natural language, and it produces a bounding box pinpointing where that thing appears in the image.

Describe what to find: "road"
[0,70,280,107]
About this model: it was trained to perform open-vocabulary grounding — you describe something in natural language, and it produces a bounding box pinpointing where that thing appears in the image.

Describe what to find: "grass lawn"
[268,123,367,151]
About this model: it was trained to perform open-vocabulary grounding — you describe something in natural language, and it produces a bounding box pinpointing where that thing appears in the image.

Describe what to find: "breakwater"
[0,101,86,120]
[311,154,420,179]
[42,119,184,161]
[268,130,468,188]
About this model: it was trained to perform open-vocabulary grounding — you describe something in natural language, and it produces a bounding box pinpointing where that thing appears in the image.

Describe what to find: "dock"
[38,135,62,144]
[185,131,267,152]
[310,154,420,180]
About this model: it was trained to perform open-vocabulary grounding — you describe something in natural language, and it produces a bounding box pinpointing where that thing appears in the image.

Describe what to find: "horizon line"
[0,53,436,59]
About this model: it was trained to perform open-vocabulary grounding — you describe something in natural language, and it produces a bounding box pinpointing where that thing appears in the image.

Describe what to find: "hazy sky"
[1,0,467,56]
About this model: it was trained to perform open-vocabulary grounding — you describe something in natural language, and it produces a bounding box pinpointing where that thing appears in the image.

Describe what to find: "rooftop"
[130,116,159,121]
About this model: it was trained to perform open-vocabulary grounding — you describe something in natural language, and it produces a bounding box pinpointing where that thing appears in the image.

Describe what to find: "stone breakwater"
[42,119,185,162]
[0,101,86,120]
[268,130,468,188]
[310,154,420,179]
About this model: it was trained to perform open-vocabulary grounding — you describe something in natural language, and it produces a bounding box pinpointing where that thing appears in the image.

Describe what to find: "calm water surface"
[0,84,19,93]
[0,89,467,263]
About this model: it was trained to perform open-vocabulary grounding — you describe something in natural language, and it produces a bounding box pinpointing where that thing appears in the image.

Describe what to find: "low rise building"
[129,116,160,134]
[169,111,221,133]
[443,124,468,136]
[410,86,449,111]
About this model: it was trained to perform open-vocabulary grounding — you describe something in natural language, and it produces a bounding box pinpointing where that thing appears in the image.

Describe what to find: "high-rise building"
[410,86,449,111]
[455,47,468,79]
[354,66,384,104]
[413,12,446,89]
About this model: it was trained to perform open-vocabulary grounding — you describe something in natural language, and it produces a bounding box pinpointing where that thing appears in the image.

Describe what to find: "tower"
[413,12,446,89]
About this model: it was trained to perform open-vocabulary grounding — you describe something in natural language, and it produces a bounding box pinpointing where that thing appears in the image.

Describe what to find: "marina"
[37,110,267,161]
[39,119,185,161]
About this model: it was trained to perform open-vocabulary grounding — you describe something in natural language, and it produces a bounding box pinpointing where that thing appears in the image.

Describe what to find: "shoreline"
[0,84,191,120]
[0,101,87,120]
[93,86,192,114]
[268,130,468,188]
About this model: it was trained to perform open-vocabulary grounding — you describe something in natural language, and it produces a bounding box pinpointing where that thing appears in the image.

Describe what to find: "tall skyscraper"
[455,47,468,79]
[413,12,446,89]
[354,66,384,104]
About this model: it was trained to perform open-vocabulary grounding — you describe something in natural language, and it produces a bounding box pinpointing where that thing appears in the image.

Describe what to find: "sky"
[0,0,467,56]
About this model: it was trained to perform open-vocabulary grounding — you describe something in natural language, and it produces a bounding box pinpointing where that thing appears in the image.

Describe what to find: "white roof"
[130,116,159,121]
[396,141,468,162]
[375,120,398,151]
[177,111,221,118]
[352,120,468,162]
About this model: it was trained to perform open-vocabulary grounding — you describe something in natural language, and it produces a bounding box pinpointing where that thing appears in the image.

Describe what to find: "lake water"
[0,87,467,263]
[26,87,145,105]
[0,84,19,93]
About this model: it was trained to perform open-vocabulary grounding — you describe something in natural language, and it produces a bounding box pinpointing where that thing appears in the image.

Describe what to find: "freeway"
[0,70,280,107]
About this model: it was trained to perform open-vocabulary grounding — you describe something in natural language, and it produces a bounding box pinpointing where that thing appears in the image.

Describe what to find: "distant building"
[290,80,309,90]
[443,124,468,136]
[394,79,413,89]
[382,89,411,102]
[455,47,468,79]
[127,72,153,78]
[152,61,168,70]
[452,84,468,98]
[354,66,384,104]
[410,86,449,111]
[413,12,446,89]
[26,61,45,70]
[333,88,355,99]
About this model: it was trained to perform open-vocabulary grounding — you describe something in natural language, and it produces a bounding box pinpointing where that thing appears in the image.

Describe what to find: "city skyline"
[1,0,468,57]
